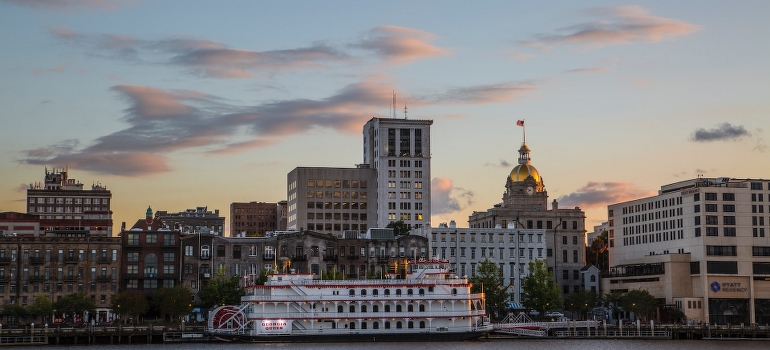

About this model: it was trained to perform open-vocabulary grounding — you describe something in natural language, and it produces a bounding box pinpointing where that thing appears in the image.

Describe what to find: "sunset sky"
[1,0,768,235]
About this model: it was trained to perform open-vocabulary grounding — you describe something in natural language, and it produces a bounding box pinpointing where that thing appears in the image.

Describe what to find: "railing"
[241,309,488,320]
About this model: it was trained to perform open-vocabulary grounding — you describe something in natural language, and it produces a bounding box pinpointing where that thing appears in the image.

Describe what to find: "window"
[163,252,175,262]
[723,216,736,225]
[127,252,139,262]
[145,233,157,244]
[706,261,737,274]
[127,233,139,246]
[217,245,226,257]
[706,245,737,256]
[705,193,717,201]
[706,227,719,236]
[722,193,735,201]
[705,204,718,212]
[723,204,735,212]
[185,246,194,256]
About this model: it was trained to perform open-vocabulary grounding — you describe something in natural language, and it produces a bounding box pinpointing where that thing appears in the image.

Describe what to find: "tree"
[386,220,411,236]
[152,286,193,322]
[321,269,344,280]
[55,293,96,323]
[27,294,54,324]
[198,275,244,308]
[2,302,27,326]
[586,230,609,272]
[521,259,562,314]
[603,290,625,321]
[564,289,598,320]
[111,291,148,324]
[620,289,658,321]
[469,259,508,319]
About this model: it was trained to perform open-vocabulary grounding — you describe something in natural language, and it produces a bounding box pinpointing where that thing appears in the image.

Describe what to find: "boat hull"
[211,329,490,343]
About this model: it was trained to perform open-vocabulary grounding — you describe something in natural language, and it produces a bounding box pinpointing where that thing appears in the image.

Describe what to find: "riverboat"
[207,258,492,342]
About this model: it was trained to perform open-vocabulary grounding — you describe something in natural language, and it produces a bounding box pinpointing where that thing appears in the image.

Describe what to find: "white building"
[605,177,770,325]
[413,220,547,304]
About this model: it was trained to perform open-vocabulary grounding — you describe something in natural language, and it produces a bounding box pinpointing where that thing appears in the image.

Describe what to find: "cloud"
[565,66,611,74]
[351,26,450,64]
[522,5,700,49]
[424,82,537,104]
[3,0,135,12]
[15,183,29,192]
[484,159,512,167]
[689,122,750,142]
[510,53,535,62]
[431,177,475,215]
[556,181,656,209]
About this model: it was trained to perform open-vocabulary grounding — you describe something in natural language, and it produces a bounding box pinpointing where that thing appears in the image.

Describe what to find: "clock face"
[526,187,534,195]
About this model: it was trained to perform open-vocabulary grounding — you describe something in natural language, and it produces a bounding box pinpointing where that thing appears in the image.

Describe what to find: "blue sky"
[1,0,768,234]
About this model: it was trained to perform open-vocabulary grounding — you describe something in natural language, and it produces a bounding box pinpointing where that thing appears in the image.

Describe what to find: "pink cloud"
[523,5,701,49]
[4,0,136,12]
[431,177,474,215]
[556,181,657,209]
[353,26,450,64]
[111,85,195,119]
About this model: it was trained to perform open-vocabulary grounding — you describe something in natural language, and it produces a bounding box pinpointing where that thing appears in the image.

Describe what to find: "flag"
[516,120,524,127]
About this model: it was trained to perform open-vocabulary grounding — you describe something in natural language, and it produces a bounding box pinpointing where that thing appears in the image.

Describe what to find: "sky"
[1,0,768,235]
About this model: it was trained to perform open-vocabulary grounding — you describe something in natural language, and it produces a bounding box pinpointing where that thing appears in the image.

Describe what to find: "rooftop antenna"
[404,103,408,119]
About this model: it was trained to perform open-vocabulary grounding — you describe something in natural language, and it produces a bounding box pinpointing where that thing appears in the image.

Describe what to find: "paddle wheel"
[208,305,250,335]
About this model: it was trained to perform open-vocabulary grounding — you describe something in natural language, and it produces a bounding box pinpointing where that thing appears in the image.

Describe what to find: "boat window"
[373,289,379,296]
[361,289,367,296]
[408,321,414,329]
[396,321,402,329]
[362,305,367,312]
[419,289,425,296]
[338,305,343,313]
[419,321,425,329]
[396,289,402,296]
[419,304,425,312]
[452,288,457,295]
[408,305,413,312]
[373,305,379,312]
[407,289,413,295]
[361,322,367,330]
[373,322,379,329]
[349,322,355,330]
[396,305,402,312]
[384,289,390,296]
[349,305,355,312]
[385,321,391,329]
[385,305,391,312]
[349,289,355,296]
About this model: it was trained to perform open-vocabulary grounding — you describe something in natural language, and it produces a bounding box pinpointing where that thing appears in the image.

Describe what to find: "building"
[286,167,378,234]
[287,117,433,233]
[155,206,225,236]
[25,167,113,236]
[230,202,281,237]
[363,117,433,229]
[588,221,609,246]
[468,140,587,297]
[604,177,770,325]
[415,220,547,304]
[119,207,183,295]
[0,212,121,324]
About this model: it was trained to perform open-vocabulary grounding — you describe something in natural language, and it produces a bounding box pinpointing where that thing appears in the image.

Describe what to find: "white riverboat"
[207,258,492,342]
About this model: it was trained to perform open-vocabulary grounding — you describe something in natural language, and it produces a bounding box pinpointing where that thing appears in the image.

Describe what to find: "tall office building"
[363,117,433,229]
[230,202,281,237]
[26,168,113,236]
[604,177,770,325]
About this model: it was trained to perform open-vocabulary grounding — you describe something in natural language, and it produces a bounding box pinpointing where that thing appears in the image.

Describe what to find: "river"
[8,339,768,350]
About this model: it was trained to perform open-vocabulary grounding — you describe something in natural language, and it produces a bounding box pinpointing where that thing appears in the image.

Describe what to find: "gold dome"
[509,164,541,183]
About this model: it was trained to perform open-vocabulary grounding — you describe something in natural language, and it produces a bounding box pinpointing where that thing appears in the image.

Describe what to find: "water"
[7,339,768,350]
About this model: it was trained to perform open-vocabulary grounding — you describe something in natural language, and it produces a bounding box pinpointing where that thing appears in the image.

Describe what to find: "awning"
[191,308,202,313]
[508,302,525,310]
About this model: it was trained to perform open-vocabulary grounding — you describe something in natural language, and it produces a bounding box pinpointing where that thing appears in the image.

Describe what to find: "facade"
[119,207,183,295]
[286,167,377,234]
[580,265,600,293]
[416,220,547,304]
[155,206,224,236]
[468,141,586,297]
[604,177,770,325]
[230,202,280,237]
[0,213,121,324]
[363,117,432,229]
[588,221,609,246]
[26,168,113,236]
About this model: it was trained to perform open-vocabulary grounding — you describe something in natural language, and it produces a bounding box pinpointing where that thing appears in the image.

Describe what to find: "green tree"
[603,290,625,321]
[321,269,344,280]
[2,302,27,326]
[152,286,193,322]
[564,289,598,320]
[55,293,96,323]
[521,260,562,314]
[111,291,148,324]
[586,230,609,272]
[198,275,244,308]
[620,289,658,321]
[27,294,54,324]
[469,259,508,319]
[386,220,411,236]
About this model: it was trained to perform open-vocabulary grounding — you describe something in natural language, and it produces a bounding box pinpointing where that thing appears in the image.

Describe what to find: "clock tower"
[502,142,548,211]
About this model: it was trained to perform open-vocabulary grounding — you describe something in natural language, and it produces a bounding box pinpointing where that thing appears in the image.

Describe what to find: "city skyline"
[1,1,768,235]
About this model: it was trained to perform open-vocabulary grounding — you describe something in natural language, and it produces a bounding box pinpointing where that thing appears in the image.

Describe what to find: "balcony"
[29,257,45,265]
[200,254,211,260]
[291,255,307,261]
[63,275,77,281]
[29,276,44,282]
[64,257,80,264]
[98,258,112,264]
[346,254,360,260]
[97,276,113,282]
[263,255,275,261]
[0,257,11,264]
[322,254,337,261]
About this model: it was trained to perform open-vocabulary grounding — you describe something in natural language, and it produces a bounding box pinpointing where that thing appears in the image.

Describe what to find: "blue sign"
[710,281,721,293]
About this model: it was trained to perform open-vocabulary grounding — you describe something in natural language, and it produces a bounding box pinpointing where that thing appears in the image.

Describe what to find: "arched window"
[419,321,425,329]
[408,304,413,312]
[338,305,343,313]
[361,289,367,296]
[452,288,457,295]
[384,289,390,296]
[385,305,391,312]
[590,275,596,282]
[407,289,413,295]
[349,322,356,329]
[373,322,379,329]
[373,305,379,312]
[408,321,414,329]
[349,305,356,313]
[396,321,402,329]
[396,305,402,312]
[396,289,402,296]
[361,305,367,312]
[349,289,355,296]
[419,304,425,312]
[419,288,425,296]
[385,321,391,329]
[373,289,379,296]
[361,322,367,329]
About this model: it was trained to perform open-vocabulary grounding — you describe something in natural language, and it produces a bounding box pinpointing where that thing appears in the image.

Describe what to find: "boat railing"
[264,276,468,287]
[243,310,488,319]
[243,293,484,303]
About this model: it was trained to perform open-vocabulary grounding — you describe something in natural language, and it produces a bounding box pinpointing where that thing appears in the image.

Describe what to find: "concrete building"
[25,167,113,236]
[363,117,433,229]
[155,206,225,236]
[0,212,121,324]
[604,177,770,325]
[287,167,378,234]
[468,140,586,297]
[588,221,609,246]
[415,220,547,304]
[230,202,281,237]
